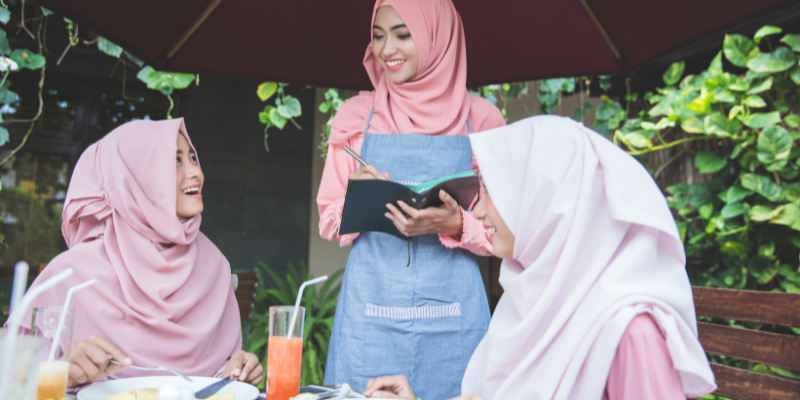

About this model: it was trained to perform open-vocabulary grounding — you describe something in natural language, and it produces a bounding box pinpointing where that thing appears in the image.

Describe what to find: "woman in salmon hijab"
[317,0,505,398]
[13,119,262,388]
[364,116,717,399]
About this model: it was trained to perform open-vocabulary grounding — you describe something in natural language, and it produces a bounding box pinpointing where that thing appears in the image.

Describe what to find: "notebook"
[339,170,480,238]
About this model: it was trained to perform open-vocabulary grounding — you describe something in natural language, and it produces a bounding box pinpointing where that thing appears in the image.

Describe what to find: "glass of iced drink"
[0,330,44,400]
[267,306,305,400]
[31,306,74,400]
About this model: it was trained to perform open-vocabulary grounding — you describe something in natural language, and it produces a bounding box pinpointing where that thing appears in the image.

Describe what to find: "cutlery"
[194,377,234,399]
[108,360,193,382]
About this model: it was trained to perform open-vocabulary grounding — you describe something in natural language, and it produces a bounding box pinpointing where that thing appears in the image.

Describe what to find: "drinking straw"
[9,261,29,313]
[287,276,328,340]
[0,268,73,399]
[47,279,97,362]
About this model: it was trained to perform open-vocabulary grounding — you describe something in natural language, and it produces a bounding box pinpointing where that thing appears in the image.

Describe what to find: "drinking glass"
[0,330,43,400]
[267,306,305,400]
[31,306,74,400]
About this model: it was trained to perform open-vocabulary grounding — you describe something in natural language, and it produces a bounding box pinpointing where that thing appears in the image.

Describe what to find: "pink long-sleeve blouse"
[602,314,688,400]
[317,110,505,255]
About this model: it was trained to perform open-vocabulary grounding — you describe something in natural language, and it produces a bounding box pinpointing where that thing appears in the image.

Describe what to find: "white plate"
[76,376,259,400]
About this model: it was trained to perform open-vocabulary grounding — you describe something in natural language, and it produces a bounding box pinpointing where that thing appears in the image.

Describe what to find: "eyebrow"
[176,149,196,154]
[372,24,407,31]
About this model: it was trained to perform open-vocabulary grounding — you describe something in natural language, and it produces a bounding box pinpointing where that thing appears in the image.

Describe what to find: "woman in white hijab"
[364,115,717,400]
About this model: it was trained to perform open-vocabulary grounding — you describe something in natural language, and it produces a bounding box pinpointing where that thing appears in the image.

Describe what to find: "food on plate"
[290,394,320,400]
[206,394,235,400]
[107,388,158,400]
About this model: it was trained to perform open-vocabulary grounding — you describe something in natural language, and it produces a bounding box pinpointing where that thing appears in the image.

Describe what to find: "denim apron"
[324,109,491,400]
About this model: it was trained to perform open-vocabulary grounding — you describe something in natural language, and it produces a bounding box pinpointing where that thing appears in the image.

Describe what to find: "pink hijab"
[16,119,241,377]
[463,116,716,399]
[328,0,499,144]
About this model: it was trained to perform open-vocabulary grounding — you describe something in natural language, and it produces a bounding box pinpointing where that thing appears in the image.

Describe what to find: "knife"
[195,378,234,399]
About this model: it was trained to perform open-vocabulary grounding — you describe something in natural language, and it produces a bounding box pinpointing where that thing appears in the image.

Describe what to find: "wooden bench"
[693,286,800,400]
[234,272,258,349]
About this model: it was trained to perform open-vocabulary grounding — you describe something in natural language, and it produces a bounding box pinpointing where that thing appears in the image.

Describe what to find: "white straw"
[47,279,97,363]
[287,276,328,340]
[9,261,29,313]
[0,268,73,399]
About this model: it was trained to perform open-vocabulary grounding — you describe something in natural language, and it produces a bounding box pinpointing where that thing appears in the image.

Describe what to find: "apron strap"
[365,107,375,135]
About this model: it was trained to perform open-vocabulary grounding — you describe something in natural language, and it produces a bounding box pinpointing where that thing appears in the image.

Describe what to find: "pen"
[344,145,369,167]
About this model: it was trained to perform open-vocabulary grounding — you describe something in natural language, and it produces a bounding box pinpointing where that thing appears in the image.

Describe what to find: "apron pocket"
[365,303,461,319]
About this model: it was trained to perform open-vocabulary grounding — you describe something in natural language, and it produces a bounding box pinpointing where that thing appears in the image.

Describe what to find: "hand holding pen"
[344,145,391,181]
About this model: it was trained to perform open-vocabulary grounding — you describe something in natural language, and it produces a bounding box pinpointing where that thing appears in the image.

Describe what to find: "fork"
[109,360,194,382]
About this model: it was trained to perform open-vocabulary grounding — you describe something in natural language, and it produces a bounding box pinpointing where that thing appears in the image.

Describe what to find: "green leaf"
[663,61,685,86]
[743,95,766,108]
[708,52,723,76]
[277,95,302,118]
[750,204,780,221]
[686,88,712,113]
[741,173,782,201]
[720,241,751,257]
[723,34,760,67]
[742,111,782,128]
[791,66,800,85]
[681,116,705,134]
[0,82,17,104]
[168,73,195,89]
[726,185,754,203]
[759,264,780,284]
[0,126,8,146]
[757,125,793,170]
[754,25,782,44]
[699,203,714,219]
[704,114,741,137]
[741,151,761,172]
[772,203,800,230]
[97,37,123,58]
[728,105,744,120]
[136,66,152,84]
[785,183,800,202]
[747,77,773,94]
[782,34,800,51]
[0,30,10,57]
[10,49,44,70]
[268,107,287,130]
[257,82,277,102]
[773,100,790,112]
[695,151,727,173]
[595,98,623,120]
[747,47,796,73]
[617,131,652,149]
[0,8,10,24]
[721,203,745,219]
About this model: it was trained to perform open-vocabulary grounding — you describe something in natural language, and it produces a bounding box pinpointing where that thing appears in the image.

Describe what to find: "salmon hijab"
[462,116,716,399]
[15,119,241,377]
[328,0,499,144]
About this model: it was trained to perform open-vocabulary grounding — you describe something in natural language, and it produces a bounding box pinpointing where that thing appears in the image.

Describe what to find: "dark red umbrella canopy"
[35,0,797,90]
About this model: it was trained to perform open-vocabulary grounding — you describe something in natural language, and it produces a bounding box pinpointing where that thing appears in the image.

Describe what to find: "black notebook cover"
[339,175,480,238]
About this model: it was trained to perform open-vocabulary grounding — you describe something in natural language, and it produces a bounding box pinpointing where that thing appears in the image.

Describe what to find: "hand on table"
[386,190,463,237]
[68,335,131,388]
[364,375,416,399]
[221,350,263,385]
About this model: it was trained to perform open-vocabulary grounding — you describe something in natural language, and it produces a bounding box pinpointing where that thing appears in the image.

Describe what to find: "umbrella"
[34,0,800,89]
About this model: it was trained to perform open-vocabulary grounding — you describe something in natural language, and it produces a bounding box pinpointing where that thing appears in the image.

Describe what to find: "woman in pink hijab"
[318,0,504,398]
[13,119,262,388]
[364,116,718,399]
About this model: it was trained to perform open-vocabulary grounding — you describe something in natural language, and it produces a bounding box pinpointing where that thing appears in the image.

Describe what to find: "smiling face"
[372,4,419,84]
[473,174,515,258]
[176,133,204,219]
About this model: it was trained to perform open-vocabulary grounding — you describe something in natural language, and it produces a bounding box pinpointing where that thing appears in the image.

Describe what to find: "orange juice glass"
[266,306,305,400]
[31,306,74,400]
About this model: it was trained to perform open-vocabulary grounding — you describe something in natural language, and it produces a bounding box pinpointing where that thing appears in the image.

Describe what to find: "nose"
[382,37,398,58]
[186,162,203,183]
[473,197,486,220]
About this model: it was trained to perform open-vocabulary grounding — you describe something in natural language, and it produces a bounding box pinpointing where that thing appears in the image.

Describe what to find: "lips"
[484,225,496,240]
[384,58,406,72]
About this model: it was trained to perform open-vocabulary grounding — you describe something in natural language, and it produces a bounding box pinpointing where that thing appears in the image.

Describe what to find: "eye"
[191,156,198,163]
[373,34,385,40]
[176,156,181,164]
[398,34,411,39]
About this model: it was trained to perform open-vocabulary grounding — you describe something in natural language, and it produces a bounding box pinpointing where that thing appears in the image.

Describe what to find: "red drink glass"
[267,306,304,400]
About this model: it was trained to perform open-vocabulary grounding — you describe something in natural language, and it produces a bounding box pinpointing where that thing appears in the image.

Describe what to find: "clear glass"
[31,306,74,400]
[267,306,305,400]
[0,330,44,400]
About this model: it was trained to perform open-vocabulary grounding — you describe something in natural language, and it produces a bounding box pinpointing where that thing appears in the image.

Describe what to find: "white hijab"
[462,116,716,399]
